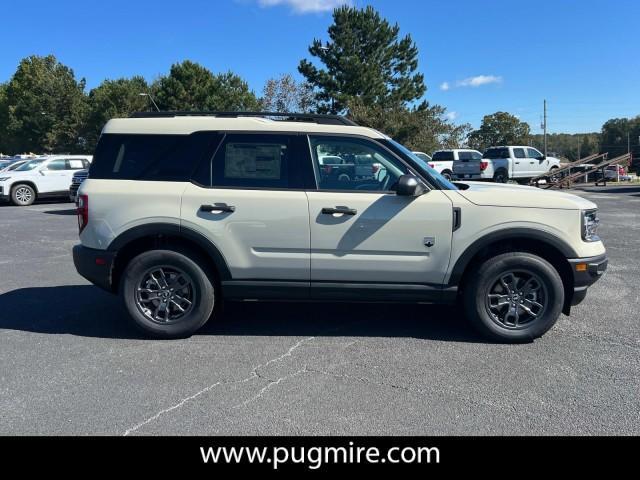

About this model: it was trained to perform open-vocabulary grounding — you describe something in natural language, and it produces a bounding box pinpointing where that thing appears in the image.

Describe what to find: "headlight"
[582,209,600,242]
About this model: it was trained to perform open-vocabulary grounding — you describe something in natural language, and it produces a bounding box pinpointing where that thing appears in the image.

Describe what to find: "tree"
[347,98,471,153]
[0,83,9,154]
[3,55,88,153]
[298,5,425,114]
[83,76,150,150]
[600,116,640,159]
[468,112,531,151]
[261,74,315,113]
[153,61,259,111]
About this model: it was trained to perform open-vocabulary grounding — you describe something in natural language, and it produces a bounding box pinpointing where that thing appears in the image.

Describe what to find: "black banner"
[1,436,637,473]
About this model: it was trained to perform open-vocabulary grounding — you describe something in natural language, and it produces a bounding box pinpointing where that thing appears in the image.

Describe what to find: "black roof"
[129,111,358,126]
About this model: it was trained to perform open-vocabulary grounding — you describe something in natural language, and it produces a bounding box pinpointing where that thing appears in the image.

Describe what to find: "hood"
[453,181,597,210]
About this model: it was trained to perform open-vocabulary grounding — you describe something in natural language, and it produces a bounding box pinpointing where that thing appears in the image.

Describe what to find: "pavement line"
[232,367,308,409]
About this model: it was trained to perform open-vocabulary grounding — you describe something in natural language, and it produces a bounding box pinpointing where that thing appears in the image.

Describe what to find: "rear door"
[181,133,312,287]
[512,147,528,177]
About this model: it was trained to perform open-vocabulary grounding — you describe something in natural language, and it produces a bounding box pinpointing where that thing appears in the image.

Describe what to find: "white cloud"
[456,75,502,88]
[444,111,458,121]
[257,0,351,13]
[439,82,450,91]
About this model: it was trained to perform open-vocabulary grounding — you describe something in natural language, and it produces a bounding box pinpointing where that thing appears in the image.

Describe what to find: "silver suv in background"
[69,169,89,202]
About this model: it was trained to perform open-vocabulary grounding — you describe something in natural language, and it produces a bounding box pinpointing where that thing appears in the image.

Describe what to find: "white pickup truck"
[454,146,561,183]
[419,149,482,181]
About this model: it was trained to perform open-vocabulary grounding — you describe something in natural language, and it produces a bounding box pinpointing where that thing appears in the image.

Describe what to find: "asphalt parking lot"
[1,187,639,436]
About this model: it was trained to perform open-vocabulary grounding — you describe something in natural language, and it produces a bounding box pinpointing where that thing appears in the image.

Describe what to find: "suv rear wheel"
[441,170,453,181]
[463,252,564,343]
[121,249,216,338]
[11,184,36,206]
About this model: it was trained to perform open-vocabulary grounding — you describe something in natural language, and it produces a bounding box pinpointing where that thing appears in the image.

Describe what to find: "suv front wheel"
[121,249,216,338]
[463,252,564,343]
[11,184,36,206]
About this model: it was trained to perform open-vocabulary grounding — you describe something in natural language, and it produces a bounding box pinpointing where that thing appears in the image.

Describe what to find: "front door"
[306,135,454,291]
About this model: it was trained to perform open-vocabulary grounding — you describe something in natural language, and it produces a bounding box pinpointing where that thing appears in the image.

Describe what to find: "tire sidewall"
[441,170,453,181]
[11,184,36,206]
[493,169,508,183]
[121,249,215,338]
[464,252,564,342]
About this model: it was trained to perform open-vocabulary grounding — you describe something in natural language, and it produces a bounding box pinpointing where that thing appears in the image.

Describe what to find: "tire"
[548,166,560,182]
[11,184,36,206]
[121,249,216,338]
[492,169,508,183]
[463,252,564,343]
[441,170,453,181]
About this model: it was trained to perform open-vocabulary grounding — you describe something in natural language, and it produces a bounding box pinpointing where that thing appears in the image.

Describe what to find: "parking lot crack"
[232,366,308,409]
[121,336,315,435]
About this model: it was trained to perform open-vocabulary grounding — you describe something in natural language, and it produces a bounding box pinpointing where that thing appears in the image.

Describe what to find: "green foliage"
[298,5,425,114]
[347,98,471,154]
[468,112,531,151]
[261,74,315,113]
[529,132,599,161]
[83,76,150,150]
[153,61,260,111]
[600,116,640,159]
[3,55,88,153]
[0,83,9,154]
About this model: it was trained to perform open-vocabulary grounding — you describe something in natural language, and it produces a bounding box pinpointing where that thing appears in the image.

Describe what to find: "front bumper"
[73,245,116,292]
[568,253,608,306]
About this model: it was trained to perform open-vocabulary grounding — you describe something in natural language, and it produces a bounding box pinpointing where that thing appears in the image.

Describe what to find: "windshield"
[15,159,45,171]
[384,139,458,190]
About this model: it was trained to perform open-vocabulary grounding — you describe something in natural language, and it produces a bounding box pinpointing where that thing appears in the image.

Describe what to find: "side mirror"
[539,155,546,161]
[396,174,426,196]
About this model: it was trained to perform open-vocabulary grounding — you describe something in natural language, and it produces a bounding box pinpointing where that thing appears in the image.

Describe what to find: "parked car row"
[410,146,561,183]
[0,155,92,206]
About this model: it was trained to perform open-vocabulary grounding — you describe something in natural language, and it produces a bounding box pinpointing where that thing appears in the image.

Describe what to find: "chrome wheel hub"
[16,187,32,204]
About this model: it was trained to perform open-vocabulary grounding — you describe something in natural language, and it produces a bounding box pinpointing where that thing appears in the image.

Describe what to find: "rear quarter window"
[432,151,454,161]
[483,148,510,159]
[89,133,221,181]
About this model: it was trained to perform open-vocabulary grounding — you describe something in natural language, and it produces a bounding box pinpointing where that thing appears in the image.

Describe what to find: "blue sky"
[1,0,638,133]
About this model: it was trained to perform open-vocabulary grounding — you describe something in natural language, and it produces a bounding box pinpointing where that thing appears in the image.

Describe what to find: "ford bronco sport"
[73,112,607,342]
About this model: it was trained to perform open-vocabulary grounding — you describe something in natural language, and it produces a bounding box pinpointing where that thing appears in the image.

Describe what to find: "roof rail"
[128,111,358,126]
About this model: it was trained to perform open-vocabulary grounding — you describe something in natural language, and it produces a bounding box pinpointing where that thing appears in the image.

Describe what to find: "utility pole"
[543,99,548,158]
[577,136,581,161]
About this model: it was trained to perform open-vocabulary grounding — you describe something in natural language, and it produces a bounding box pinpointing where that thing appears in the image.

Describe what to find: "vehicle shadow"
[0,285,482,343]
[42,209,77,215]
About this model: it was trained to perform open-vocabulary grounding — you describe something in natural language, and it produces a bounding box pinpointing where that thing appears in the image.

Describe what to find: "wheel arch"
[10,180,39,194]
[107,223,231,294]
[448,228,577,314]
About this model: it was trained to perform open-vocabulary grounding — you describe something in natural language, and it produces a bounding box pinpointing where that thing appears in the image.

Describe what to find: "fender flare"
[107,222,232,280]
[447,228,577,287]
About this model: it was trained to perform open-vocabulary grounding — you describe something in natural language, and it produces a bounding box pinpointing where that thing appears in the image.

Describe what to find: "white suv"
[0,155,92,206]
[73,112,607,342]
[454,146,561,182]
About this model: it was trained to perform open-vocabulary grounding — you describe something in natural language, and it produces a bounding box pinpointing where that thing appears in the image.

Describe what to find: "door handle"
[515,161,520,164]
[321,206,357,215]
[200,203,236,213]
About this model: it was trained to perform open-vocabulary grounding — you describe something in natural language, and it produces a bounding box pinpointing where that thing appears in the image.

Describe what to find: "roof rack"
[128,111,358,126]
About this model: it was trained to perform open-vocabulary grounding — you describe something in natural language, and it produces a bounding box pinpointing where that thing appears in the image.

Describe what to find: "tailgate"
[453,159,481,175]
